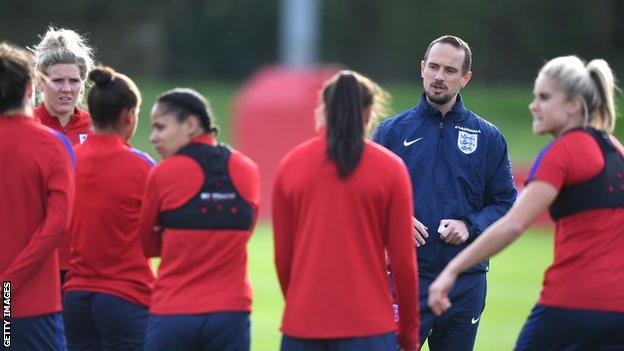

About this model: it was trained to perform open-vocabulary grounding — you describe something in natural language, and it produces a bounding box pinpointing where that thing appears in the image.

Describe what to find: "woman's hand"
[428,269,458,316]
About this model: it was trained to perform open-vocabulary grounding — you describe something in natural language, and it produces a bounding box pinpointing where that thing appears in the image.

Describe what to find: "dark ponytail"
[323,71,373,178]
[87,66,141,129]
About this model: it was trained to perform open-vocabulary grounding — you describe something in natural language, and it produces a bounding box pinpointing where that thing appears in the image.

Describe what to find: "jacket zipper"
[437,118,444,267]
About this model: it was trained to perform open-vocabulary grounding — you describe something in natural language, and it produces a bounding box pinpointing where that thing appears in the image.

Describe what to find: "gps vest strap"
[160,142,254,230]
[549,128,624,220]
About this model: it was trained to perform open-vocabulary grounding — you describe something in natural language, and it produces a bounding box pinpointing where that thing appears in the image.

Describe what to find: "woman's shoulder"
[540,129,597,156]
[150,154,200,180]
[277,135,324,169]
[126,147,157,168]
[366,139,407,168]
[229,147,259,171]
[73,107,92,127]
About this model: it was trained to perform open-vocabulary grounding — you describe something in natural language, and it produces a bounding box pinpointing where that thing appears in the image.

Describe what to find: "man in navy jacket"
[373,35,516,350]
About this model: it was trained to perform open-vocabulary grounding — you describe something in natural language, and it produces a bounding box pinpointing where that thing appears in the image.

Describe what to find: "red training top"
[272,133,419,350]
[34,103,92,271]
[138,135,260,315]
[528,130,624,312]
[63,134,156,306]
[0,115,75,318]
[34,103,92,145]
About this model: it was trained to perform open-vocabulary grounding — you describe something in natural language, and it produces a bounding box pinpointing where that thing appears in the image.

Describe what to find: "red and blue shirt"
[34,103,92,271]
[0,115,75,318]
[64,134,156,306]
[138,135,260,315]
[528,130,624,312]
[273,133,420,350]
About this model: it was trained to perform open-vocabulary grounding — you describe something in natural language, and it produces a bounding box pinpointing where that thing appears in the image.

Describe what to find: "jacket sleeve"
[1,143,75,294]
[272,169,294,297]
[371,120,389,146]
[138,169,163,258]
[385,163,420,351]
[464,131,517,237]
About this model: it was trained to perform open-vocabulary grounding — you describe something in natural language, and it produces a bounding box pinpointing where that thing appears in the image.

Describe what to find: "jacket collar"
[190,134,217,146]
[35,103,87,129]
[84,133,129,147]
[415,92,467,122]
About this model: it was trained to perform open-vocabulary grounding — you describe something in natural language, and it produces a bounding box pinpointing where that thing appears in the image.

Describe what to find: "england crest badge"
[78,133,88,144]
[457,131,478,154]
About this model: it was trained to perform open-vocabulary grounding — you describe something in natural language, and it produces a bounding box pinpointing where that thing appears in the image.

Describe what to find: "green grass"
[246,224,553,351]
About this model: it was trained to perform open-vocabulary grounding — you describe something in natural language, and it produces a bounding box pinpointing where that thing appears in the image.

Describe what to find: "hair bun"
[89,67,114,87]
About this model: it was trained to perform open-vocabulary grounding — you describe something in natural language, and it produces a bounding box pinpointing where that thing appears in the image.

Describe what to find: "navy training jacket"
[373,94,517,278]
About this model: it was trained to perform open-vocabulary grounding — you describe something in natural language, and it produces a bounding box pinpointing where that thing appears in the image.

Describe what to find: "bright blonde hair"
[539,56,618,133]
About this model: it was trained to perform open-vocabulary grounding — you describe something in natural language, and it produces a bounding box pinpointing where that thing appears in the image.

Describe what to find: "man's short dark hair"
[424,35,472,74]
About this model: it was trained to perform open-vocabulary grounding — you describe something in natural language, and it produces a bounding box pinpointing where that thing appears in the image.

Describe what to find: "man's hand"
[413,217,428,247]
[438,219,469,245]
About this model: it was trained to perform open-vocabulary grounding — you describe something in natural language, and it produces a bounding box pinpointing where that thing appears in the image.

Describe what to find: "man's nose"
[434,70,444,81]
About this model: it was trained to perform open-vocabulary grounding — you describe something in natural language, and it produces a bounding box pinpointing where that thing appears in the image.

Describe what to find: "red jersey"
[138,135,260,315]
[0,115,75,318]
[34,103,92,271]
[272,134,419,350]
[63,134,156,306]
[34,103,92,145]
[528,130,624,312]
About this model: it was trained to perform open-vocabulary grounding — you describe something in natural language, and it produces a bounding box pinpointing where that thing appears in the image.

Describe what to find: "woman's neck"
[554,117,584,138]
[3,106,32,118]
[56,113,74,127]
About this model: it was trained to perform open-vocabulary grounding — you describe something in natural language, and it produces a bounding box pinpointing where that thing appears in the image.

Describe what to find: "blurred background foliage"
[3,0,621,160]
[2,0,623,82]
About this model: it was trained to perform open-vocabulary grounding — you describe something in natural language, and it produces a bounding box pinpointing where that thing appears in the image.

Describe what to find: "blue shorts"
[144,312,250,351]
[419,272,487,351]
[62,291,148,351]
[280,331,398,351]
[10,313,65,350]
[515,304,624,350]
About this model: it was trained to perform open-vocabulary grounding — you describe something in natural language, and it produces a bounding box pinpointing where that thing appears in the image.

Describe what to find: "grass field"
[247,224,553,351]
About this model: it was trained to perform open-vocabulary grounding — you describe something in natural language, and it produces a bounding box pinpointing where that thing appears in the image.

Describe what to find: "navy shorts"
[515,304,624,350]
[280,331,398,351]
[144,312,250,351]
[419,272,487,351]
[10,313,65,350]
[62,291,148,351]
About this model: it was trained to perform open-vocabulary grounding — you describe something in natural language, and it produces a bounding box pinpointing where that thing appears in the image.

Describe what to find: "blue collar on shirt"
[415,92,467,122]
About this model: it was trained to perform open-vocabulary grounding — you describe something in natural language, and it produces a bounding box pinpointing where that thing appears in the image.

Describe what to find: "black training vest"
[549,127,624,220]
[159,142,254,230]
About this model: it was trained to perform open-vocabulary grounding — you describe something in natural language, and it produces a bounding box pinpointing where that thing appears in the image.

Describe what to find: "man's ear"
[461,71,472,88]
